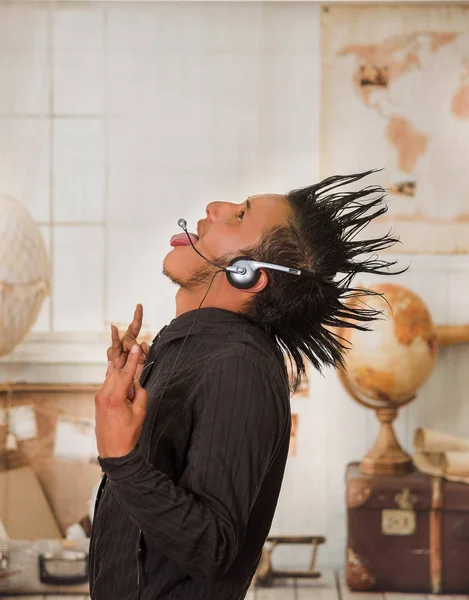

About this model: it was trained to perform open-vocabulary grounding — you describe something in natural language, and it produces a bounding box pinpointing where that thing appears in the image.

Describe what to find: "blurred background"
[0,0,468,589]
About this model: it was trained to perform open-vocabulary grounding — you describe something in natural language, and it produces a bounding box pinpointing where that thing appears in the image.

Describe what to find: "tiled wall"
[0,1,321,336]
[1,2,469,569]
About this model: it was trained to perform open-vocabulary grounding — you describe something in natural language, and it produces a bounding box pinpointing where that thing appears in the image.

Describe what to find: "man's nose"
[205,202,236,222]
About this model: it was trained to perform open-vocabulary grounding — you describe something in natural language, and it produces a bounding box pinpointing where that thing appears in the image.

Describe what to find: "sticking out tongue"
[170,232,199,247]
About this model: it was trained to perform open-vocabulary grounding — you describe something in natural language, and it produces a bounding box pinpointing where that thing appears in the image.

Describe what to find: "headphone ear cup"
[226,258,261,290]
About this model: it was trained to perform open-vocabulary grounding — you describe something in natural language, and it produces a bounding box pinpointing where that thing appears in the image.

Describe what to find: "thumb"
[135,362,144,382]
[133,379,148,414]
[122,344,141,384]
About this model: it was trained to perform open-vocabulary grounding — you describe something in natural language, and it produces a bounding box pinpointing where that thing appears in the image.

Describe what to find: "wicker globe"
[0,195,50,357]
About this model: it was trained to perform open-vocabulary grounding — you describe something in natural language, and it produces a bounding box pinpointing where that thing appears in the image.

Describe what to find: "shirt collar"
[151,308,251,345]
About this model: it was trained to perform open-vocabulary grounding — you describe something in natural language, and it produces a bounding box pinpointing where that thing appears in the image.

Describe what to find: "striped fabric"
[89,308,291,600]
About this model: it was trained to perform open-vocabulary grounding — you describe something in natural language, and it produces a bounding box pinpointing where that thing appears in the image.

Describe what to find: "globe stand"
[338,369,415,476]
[360,406,413,475]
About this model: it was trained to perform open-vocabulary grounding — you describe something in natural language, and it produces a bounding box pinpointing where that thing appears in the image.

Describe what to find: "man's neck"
[175,285,242,318]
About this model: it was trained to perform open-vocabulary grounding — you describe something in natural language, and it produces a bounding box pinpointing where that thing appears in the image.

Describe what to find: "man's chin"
[162,254,184,287]
[162,268,184,288]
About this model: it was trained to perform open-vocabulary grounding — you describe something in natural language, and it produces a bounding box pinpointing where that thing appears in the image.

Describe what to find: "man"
[90,171,400,599]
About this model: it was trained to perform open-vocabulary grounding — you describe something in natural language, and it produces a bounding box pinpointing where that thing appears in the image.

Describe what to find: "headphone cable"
[136,267,223,598]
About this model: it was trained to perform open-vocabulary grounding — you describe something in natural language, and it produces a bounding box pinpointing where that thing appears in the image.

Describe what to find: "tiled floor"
[246,569,338,599]
[2,573,337,599]
[4,570,469,600]
[2,569,339,599]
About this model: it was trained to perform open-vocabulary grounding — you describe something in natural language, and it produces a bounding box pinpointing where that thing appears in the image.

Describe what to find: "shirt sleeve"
[98,355,287,581]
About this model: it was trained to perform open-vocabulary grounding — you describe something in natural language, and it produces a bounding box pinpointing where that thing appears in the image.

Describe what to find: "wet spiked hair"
[242,170,406,391]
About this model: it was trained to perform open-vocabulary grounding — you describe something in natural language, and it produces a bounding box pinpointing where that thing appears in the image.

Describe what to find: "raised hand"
[95,345,148,459]
[107,304,150,370]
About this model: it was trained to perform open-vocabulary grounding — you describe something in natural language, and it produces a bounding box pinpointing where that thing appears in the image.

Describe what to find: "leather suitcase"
[346,462,469,594]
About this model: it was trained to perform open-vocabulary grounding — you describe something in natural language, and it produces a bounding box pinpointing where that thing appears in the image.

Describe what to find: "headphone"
[177,218,303,289]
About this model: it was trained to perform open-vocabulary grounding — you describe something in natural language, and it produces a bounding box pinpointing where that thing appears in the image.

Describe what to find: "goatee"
[163,262,219,290]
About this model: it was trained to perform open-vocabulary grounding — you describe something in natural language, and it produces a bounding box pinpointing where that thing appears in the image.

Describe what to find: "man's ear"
[242,269,269,294]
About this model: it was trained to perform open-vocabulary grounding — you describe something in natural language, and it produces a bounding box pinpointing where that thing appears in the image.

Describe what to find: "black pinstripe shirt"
[89,308,291,599]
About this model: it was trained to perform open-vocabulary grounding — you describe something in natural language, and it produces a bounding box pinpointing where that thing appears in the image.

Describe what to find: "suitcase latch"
[395,488,418,510]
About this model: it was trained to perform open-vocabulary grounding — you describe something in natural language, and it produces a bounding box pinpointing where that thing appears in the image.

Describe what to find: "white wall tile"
[53,51,105,115]
[53,225,104,331]
[0,118,50,222]
[192,3,263,52]
[107,165,234,229]
[107,5,177,52]
[108,2,319,56]
[32,225,52,333]
[257,51,321,190]
[106,52,156,116]
[108,117,215,171]
[107,168,166,226]
[259,3,321,53]
[53,6,104,51]
[0,5,49,51]
[107,4,263,53]
[192,52,261,158]
[108,51,261,171]
[0,52,50,115]
[106,224,177,334]
[53,118,105,222]
[258,52,320,139]
[52,3,105,115]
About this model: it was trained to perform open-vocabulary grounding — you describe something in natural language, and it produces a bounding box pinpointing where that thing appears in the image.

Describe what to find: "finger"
[122,333,138,354]
[132,377,148,414]
[126,304,143,340]
[138,343,149,364]
[111,324,123,363]
[115,351,127,370]
[122,337,147,367]
[135,362,144,382]
[121,345,141,386]
[127,381,135,402]
[95,368,119,406]
[106,361,116,377]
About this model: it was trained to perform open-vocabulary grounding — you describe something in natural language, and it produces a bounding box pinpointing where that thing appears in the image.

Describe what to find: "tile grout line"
[36,221,106,227]
[103,5,110,334]
[0,114,107,119]
[47,0,55,333]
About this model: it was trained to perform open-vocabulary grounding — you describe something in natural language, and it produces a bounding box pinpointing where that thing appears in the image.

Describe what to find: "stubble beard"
[162,258,220,291]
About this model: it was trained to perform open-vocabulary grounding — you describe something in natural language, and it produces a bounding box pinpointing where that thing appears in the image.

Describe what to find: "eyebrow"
[245,198,251,214]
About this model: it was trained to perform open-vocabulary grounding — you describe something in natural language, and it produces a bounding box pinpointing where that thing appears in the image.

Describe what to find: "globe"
[338,283,438,474]
[0,195,50,357]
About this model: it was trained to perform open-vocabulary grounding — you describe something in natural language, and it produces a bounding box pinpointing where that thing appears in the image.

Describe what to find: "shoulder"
[208,319,287,372]
[202,339,287,390]
[192,347,290,424]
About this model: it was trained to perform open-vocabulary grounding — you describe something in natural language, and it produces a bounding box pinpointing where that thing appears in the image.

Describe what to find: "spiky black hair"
[242,170,406,391]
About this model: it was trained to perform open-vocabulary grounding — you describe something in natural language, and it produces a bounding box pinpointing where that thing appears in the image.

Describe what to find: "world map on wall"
[321,6,469,253]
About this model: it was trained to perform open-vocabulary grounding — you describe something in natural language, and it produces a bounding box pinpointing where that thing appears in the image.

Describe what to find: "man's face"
[163,194,291,289]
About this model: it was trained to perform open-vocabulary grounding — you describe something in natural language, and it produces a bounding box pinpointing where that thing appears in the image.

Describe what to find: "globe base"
[360,452,413,476]
[360,407,413,476]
